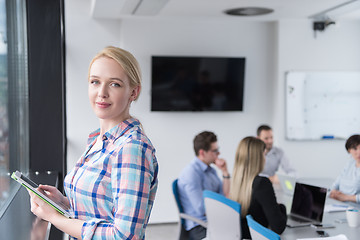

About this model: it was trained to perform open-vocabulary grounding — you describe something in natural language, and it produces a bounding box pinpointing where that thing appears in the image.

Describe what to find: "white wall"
[274,19,360,179]
[65,0,360,224]
[119,18,276,223]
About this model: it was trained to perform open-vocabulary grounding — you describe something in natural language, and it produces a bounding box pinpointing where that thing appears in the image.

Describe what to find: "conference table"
[274,177,360,240]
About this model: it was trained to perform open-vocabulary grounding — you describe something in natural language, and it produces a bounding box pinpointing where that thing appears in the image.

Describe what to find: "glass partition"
[0,0,29,215]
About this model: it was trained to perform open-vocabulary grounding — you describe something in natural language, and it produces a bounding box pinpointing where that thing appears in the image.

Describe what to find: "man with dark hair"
[257,124,296,183]
[177,131,230,240]
[330,134,360,203]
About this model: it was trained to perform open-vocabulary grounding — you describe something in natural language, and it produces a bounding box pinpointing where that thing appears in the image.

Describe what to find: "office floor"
[146,222,178,240]
[64,222,178,240]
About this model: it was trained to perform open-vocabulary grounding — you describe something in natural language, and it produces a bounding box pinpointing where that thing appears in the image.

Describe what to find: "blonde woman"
[27,46,158,239]
[229,137,286,239]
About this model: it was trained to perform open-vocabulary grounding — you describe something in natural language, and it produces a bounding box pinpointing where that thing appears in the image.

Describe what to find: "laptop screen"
[290,182,327,222]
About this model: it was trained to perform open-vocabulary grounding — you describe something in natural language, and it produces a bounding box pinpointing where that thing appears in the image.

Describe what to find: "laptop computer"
[286,182,327,228]
[278,174,296,196]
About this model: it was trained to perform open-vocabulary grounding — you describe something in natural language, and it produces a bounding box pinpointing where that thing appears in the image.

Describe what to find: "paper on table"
[324,204,348,213]
[297,234,348,240]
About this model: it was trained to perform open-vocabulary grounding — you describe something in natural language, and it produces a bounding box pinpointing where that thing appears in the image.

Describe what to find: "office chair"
[172,179,207,240]
[246,215,281,240]
[203,190,241,240]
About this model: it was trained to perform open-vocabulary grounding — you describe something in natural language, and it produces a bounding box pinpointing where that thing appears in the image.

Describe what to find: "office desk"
[281,208,359,239]
[274,178,360,240]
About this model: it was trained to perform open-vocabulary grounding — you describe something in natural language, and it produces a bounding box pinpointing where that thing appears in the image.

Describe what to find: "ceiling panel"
[91,0,360,20]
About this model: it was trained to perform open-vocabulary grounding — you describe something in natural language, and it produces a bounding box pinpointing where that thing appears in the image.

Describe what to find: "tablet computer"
[11,170,72,218]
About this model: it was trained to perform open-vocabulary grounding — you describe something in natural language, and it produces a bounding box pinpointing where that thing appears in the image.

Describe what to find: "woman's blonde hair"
[229,136,265,216]
[88,46,142,100]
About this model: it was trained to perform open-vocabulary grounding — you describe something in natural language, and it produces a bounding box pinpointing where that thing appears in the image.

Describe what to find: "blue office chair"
[203,190,242,240]
[246,215,281,240]
[172,179,207,240]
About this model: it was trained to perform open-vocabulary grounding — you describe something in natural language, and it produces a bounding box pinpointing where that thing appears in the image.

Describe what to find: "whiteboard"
[285,71,360,140]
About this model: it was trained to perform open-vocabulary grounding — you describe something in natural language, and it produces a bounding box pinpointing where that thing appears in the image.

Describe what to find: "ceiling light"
[224,7,274,16]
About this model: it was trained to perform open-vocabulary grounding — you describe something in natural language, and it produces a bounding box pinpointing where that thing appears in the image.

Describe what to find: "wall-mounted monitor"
[151,56,246,111]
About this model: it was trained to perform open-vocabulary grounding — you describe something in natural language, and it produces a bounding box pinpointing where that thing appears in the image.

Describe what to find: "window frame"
[0,0,66,239]
[0,0,29,216]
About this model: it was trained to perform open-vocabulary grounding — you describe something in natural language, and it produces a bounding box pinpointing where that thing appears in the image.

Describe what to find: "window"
[0,0,29,215]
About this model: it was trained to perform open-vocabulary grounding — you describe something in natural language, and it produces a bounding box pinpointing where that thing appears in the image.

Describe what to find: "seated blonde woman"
[229,137,287,239]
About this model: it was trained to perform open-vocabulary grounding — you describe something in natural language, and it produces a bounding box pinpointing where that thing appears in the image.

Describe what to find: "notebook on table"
[278,174,296,196]
[286,182,327,228]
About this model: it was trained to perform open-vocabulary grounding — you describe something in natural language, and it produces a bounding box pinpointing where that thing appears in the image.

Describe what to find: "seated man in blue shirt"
[177,131,230,240]
[330,134,360,203]
[257,125,296,183]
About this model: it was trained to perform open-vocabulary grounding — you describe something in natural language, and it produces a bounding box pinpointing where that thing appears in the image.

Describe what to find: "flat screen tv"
[151,56,245,111]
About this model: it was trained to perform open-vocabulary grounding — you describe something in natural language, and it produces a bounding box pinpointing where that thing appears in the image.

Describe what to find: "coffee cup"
[346,208,360,227]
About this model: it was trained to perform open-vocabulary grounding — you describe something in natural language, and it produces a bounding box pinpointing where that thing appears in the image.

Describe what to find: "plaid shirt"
[64,118,158,239]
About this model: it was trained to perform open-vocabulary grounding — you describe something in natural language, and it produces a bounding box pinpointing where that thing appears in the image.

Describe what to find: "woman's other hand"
[28,189,61,222]
[38,185,70,209]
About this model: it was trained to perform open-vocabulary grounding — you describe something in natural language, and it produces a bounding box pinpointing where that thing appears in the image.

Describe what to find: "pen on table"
[332,204,348,208]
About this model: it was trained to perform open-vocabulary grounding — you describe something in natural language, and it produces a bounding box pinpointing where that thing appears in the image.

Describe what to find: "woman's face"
[88,57,138,126]
[349,144,360,163]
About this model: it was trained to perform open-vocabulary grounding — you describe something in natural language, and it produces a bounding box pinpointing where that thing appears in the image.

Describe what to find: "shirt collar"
[266,147,275,156]
[194,157,210,172]
[87,118,140,145]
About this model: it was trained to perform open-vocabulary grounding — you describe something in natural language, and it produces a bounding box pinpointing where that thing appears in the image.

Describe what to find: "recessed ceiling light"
[224,7,274,16]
